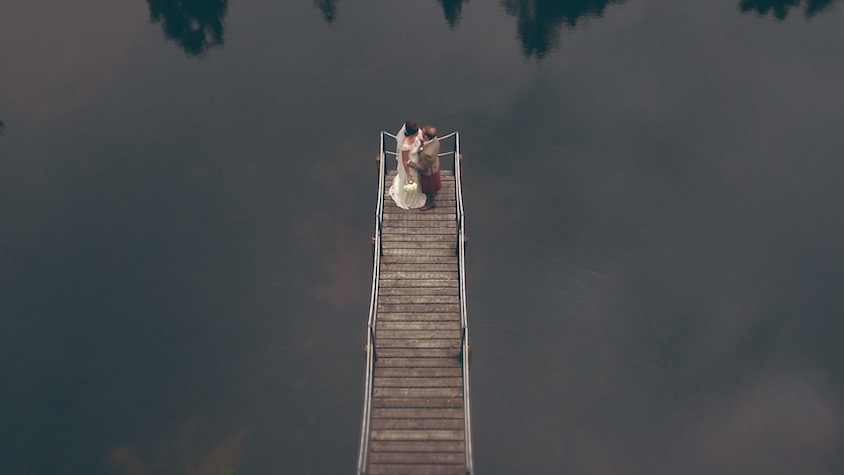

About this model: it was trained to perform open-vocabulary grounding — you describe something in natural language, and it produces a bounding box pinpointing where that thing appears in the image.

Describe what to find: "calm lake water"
[2,1,844,473]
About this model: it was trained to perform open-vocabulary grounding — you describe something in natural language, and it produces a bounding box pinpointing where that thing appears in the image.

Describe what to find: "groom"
[410,124,441,211]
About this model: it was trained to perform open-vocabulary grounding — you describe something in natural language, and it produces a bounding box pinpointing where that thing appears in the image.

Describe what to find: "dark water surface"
[2,1,844,473]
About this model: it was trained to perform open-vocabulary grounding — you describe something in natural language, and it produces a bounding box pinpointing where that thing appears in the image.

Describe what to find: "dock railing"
[357,130,473,474]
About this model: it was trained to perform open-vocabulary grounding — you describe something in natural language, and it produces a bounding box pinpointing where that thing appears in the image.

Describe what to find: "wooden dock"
[358,132,473,475]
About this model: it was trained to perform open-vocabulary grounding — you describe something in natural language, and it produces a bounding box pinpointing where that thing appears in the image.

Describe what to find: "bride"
[388,120,428,210]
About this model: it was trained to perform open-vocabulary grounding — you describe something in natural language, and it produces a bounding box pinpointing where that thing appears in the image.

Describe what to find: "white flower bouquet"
[404,181,418,192]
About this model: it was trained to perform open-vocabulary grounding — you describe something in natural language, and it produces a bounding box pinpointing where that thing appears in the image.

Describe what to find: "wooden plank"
[382,249,456,257]
[373,366,461,378]
[381,238,457,245]
[380,271,458,280]
[372,407,463,419]
[378,296,460,304]
[380,263,457,272]
[381,228,457,235]
[374,356,459,367]
[382,225,456,233]
[380,264,458,272]
[375,358,461,368]
[370,419,465,431]
[373,387,463,398]
[384,208,457,216]
[372,397,463,411]
[382,227,457,234]
[376,339,460,350]
[378,304,460,313]
[375,338,460,352]
[382,227,457,236]
[383,213,455,222]
[376,337,459,345]
[382,221,456,229]
[377,321,461,331]
[380,234,456,241]
[379,287,459,296]
[379,240,457,247]
[381,256,458,265]
[371,397,463,408]
[376,348,461,358]
[378,278,458,292]
[368,464,465,475]
[374,377,463,388]
[382,237,457,246]
[384,211,455,218]
[382,234,457,242]
[369,451,465,464]
[382,242,457,250]
[382,219,452,227]
[376,330,461,339]
[376,313,460,322]
[378,292,459,299]
[370,429,464,441]
[378,278,459,295]
[376,312,460,324]
[370,441,464,453]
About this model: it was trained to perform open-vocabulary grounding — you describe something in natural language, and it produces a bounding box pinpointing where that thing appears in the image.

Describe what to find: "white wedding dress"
[388,125,427,210]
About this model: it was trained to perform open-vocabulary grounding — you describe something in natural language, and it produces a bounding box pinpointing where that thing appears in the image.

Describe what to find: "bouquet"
[403,181,418,192]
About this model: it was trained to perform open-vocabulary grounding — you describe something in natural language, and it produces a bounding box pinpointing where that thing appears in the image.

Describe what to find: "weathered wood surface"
[365,170,467,474]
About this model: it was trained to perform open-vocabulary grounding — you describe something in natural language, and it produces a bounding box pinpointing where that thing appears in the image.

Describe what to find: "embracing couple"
[388,119,441,211]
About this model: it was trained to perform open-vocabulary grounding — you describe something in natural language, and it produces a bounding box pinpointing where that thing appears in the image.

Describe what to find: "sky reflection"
[2,0,844,473]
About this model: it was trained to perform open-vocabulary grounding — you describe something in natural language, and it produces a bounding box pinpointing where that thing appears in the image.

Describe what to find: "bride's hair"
[405,119,419,136]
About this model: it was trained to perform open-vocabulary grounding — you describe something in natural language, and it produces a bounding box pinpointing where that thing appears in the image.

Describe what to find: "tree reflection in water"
[310,0,840,60]
[501,0,625,59]
[314,0,338,24]
[739,0,839,19]
[438,0,468,29]
[148,0,229,56]
[314,0,467,28]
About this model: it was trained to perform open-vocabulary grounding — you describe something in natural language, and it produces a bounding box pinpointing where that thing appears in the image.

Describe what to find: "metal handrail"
[383,131,457,140]
[453,133,474,474]
[357,131,388,474]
